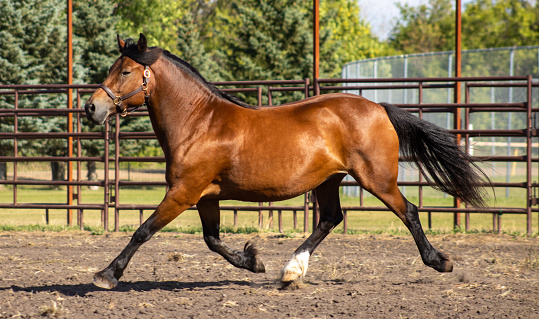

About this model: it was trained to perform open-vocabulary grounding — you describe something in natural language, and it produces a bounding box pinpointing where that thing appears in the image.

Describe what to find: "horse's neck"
[147,61,217,154]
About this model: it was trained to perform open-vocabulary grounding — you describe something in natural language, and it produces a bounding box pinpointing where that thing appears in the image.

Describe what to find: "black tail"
[380,102,490,208]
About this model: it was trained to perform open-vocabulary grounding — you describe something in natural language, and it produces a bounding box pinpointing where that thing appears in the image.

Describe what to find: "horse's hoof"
[429,251,453,273]
[280,251,309,283]
[280,269,301,283]
[438,259,453,272]
[244,241,266,273]
[93,269,118,289]
[252,256,266,273]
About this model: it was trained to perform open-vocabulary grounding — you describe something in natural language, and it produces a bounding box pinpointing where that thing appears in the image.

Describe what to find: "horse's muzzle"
[84,102,101,125]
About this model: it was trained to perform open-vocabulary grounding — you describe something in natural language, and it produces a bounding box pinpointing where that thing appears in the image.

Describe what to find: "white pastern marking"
[281,251,310,282]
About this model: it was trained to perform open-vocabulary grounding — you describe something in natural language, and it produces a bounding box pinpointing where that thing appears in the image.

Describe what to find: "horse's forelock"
[122,38,162,66]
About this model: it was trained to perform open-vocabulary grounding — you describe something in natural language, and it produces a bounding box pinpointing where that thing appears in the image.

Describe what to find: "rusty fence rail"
[0,76,537,234]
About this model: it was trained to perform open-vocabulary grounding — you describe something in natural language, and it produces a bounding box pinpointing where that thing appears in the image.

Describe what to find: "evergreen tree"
[0,0,26,85]
[74,0,118,181]
[0,0,26,179]
[0,0,66,180]
[0,0,119,181]
[74,0,118,84]
[176,12,223,81]
[213,0,312,104]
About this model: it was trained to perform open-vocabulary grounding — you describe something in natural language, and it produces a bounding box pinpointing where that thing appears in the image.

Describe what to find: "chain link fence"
[342,46,539,111]
[341,46,539,199]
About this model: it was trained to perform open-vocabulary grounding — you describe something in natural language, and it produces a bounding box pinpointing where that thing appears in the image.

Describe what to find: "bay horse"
[84,34,488,289]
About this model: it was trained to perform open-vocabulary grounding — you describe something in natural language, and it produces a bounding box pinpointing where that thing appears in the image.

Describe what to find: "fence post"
[79,209,84,231]
[526,75,533,235]
[303,194,309,233]
[76,90,82,226]
[257,86,262,107]
[312,192,319,231]
[114,114,120,232]
[278,209,283,233]
[103,120,110,231]
[342,209,347,235]
[268,202,273,229]
[258,202,263,229]
[13,90,18,206]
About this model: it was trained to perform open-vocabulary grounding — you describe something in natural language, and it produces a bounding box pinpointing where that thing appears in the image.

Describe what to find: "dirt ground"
[0,231,537,318]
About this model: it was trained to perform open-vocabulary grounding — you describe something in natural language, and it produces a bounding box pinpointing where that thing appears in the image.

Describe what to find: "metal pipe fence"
[0,76,537,234]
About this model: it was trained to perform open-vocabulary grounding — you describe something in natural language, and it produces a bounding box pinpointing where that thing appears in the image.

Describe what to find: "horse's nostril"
[86,103,96,114]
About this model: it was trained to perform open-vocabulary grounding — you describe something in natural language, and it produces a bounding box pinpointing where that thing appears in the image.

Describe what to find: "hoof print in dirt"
[280,279,304,291]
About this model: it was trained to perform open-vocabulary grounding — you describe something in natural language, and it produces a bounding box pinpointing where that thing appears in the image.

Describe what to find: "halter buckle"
[113,96,122,106]
[121,108,128,117]
[142,84,149,98]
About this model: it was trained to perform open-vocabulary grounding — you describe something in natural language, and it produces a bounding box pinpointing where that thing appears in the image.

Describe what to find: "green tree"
[74,0,118,84]
[388,0,539,54]
[176,12,223,81]
[0,0,119,181]
[464,0,539,49]
[74,0,118,181]
[113,0,190,52]
[213,0,313,104]
[320,0,391,76]
[0,0,67,181]
[389,0,454,54]
[0,0,26,179]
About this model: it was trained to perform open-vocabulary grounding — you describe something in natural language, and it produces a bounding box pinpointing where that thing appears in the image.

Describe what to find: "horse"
[84,34,489,289]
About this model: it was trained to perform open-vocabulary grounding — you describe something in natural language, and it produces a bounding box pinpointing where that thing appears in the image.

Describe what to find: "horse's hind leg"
[399,197,453,272]
[197,199,265,273]
[281,174,345,284]
[350,160,453,273]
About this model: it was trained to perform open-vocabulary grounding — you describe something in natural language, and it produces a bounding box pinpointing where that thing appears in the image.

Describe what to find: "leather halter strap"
[99,66,151,117]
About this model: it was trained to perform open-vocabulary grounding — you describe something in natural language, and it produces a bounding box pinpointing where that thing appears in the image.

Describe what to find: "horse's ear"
[137,33,147,52]
[117,34,126,53]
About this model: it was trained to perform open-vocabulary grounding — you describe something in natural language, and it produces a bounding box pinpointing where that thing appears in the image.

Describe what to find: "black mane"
[122,39,257,110]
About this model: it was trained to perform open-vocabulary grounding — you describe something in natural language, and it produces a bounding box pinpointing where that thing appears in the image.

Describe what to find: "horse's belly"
[200,166,344,202]
[202,182,313,202]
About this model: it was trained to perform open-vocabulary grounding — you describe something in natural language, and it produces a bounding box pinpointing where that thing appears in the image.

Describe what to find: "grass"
[0,181,537,236]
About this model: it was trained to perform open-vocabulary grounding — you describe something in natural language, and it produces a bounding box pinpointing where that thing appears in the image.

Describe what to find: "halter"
[99,65,151,117]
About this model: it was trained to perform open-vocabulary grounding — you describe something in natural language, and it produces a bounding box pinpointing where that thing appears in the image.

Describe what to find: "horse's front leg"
[281,176,344,285]
[197,199,265,273]
[93,188,193,289]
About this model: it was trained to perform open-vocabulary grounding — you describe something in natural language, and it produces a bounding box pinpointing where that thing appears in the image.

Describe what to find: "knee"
[320,210,343,227]
[333,211,344,225]
[132,226,152,244]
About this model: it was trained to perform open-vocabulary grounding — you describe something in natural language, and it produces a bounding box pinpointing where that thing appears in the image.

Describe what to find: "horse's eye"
[122,71,131,76]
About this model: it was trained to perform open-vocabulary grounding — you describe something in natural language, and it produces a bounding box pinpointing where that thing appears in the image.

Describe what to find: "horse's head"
[85,34,154,124]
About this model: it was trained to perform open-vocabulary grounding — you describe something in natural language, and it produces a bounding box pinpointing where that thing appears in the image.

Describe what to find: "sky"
[357,0,475,40]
